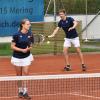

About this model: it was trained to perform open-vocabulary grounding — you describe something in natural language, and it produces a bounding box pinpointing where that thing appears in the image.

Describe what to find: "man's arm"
[68,20,78,31]
[48,27,60,38]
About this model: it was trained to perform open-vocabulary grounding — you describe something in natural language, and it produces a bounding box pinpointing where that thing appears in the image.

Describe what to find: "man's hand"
[48,27,59,38]
[68,27,74,31]
[68,21,78,31]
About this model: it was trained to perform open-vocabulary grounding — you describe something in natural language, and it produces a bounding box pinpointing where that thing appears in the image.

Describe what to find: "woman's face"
[22,21,31,31]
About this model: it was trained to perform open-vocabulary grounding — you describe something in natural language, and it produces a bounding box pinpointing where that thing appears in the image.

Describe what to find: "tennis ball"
[47,41,50,44]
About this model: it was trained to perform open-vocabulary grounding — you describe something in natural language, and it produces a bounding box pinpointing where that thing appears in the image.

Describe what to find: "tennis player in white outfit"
[48,9,87,71]
[11,19,34,99]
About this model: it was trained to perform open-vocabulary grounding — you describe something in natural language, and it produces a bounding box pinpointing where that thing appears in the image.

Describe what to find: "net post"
[53,36,57,55]
[53,22,57,55]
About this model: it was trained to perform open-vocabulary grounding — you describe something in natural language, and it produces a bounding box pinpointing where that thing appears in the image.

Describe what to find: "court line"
[1,68,100,76]
[68,92,100,99]
[0,92,100,99]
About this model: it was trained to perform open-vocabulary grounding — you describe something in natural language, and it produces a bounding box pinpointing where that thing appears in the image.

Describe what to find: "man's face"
[59,12,66,19]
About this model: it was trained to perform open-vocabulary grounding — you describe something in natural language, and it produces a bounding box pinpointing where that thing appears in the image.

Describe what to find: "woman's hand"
[21,47,30,53]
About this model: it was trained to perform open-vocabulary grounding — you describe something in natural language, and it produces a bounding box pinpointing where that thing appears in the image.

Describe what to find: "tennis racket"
[33,33,48,44]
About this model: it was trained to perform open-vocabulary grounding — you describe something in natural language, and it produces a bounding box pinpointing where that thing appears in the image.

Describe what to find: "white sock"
[18,87,23,93]
[23,87,27,94]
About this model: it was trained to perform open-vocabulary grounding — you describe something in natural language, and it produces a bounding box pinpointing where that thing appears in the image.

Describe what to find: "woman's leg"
[22,66,29,94]
[20,54,33,99]
[22,66,31,99]
[23,66,30,75]
[14,66,23,97]
[14,66,22,76]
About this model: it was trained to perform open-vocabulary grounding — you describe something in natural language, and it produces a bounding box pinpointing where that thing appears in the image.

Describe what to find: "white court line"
[1,68,100,77]
[0,92,100,99]
[68,92,100,99]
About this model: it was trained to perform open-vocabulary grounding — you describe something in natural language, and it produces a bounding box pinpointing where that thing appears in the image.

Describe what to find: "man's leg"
[63,47,70,66]
[76,47,84,64]
[72,37,87,71]
[75,47,87,71]
[63,38,71,71]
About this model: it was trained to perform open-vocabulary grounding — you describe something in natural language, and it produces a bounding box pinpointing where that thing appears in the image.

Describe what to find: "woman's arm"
[11,42,28,53]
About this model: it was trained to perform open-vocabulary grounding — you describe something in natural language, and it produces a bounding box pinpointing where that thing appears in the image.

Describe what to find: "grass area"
[82,41,100,46]
[0,43,12,56]
[0,42,100,56]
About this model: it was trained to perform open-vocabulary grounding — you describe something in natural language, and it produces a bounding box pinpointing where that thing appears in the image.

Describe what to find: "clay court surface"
[0,53,100,76]
[0,53,100,100]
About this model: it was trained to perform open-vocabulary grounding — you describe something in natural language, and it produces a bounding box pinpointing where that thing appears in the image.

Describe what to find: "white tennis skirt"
[11,54,34,67]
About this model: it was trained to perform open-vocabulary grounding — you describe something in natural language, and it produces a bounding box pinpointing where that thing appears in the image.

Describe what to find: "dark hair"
[19,19,30,31]
[59,9,66,14]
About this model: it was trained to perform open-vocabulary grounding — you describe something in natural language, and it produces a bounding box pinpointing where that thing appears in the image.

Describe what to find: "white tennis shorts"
[63,37,80,48]
[11,54,34,67]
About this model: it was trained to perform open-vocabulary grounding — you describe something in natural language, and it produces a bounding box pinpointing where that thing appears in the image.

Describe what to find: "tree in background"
[44,0,100,14]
